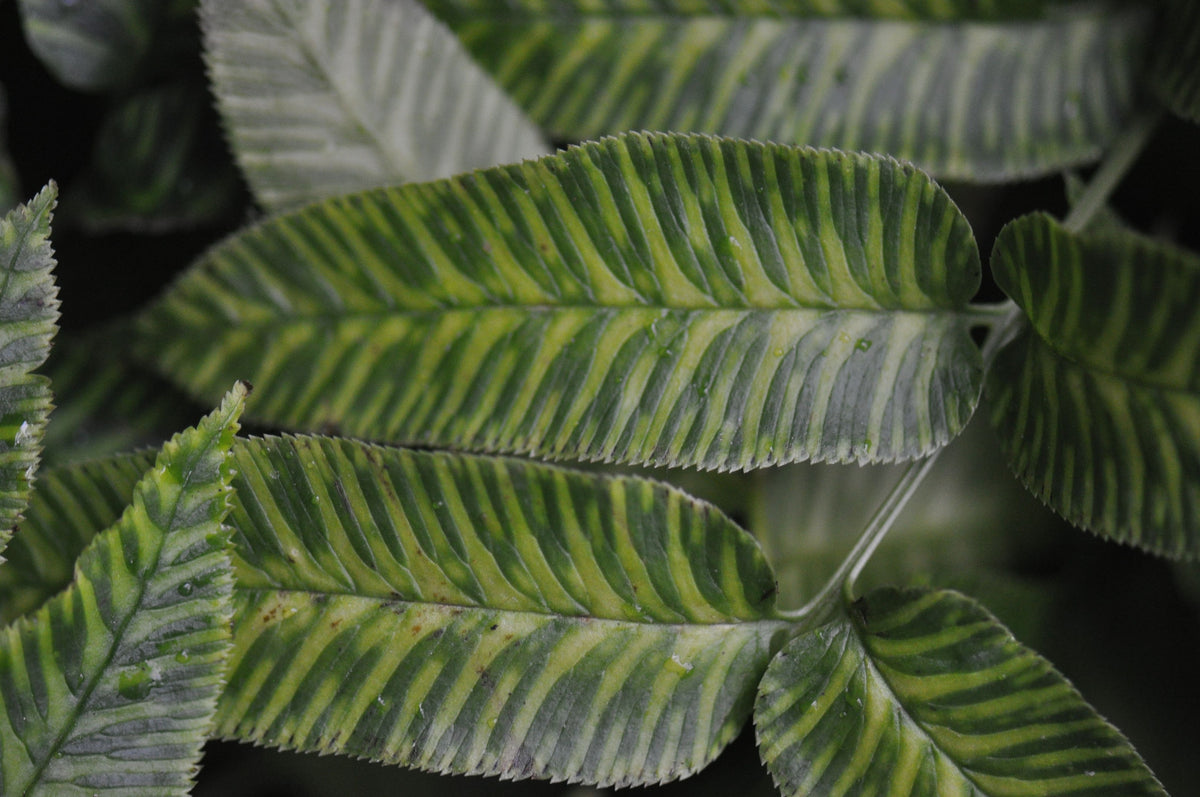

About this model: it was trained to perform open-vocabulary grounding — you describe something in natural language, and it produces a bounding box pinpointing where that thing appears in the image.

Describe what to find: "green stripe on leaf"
[0,384,245,795]
[754,587,1165,796]
[136,132,984,470]
[989,213,1200,558]
[438,3,1148,182]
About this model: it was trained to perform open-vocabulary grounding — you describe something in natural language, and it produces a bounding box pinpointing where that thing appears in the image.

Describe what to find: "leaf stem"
[1063,108,1161,233]
[780,451,943,629]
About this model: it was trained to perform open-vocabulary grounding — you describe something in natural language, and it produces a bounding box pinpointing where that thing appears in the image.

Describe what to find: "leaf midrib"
[15,444,218,795]
[237,585,790,631]
[848,608,989,797]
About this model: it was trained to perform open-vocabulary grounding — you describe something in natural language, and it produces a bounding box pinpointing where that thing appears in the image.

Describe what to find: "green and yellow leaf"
[219,436,785,787]
[431,2,1149,182]
[201,0,549,212]
[430,0,1056,21]
[137,132,984,471]
[989,213,1200,558]
[0,383,245,795]
[0,185,59,560]
[754,587,1165,796]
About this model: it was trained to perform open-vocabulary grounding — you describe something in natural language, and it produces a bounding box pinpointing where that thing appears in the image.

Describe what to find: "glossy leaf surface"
[138,132,983,470]
[989,213,1200,558]
[438,3,1148,181]
[0,185,59,560]
[755,587,1165,796]
[201,0,549,212]
[219,436,784,786]
[0,385,244,794]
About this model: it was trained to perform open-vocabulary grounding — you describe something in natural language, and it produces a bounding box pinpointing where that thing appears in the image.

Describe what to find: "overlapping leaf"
[989,213,1200,558]
[137,132,984,470]
[0,384,245,794]
[1148,0,1200,123]
[17,0,196,92]
[0,185,59,560]
[430,0,1055,20]
[201,0,549,212]
[755,587,1165,796]
[62,83,242,234]
[433,2,1149,182]
[218,436,784,787]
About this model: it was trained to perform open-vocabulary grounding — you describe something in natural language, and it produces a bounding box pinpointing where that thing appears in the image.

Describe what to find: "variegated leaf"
[433,2,1149,182]
[0,185,59,561]
[0,384,245,794]
[989,213,1200,558]
[755,587,1165,796]
[219,436,785,787]
[136,132,984,471]
[201,0,549,212]
[429,0,1055,20]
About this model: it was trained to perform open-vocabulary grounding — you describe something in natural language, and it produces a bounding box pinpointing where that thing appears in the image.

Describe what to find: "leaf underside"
[436,3,1149,182]
[201,0,549,213]
[989,213,1200,559]
[754,587,1165,797]
[0,185,59,560]
[137,132,983,471]
[0,385,245,795]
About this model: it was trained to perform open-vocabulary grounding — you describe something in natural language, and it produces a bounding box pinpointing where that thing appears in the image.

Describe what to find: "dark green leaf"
[755,587,1166,796]
[1148,0,1200,123]
[989,213,1200,558]
[61,83,243,234]
[137,132,983,470]
[201,0,549,212]
[42,325,198,468]
[17,0,198,92]
[0,384,245,794]
[0,184,59,560]
[436,3,1149,181]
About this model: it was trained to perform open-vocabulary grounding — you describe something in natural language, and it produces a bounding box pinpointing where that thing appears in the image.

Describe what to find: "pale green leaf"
[754,587,1165,796]
[219,435,785,787]
[1148,0,1200,123]
[17,0,196,92]
[137,132,984,470]
[0,383,245,795]
[436,3,1149,182]
[0,184,59,561]
[61,83,242,234]
[989,213,1200,558]
[201,0,549,212]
